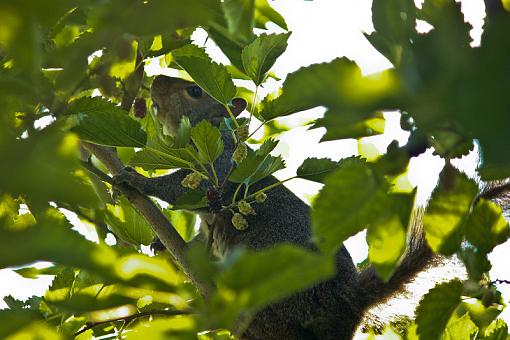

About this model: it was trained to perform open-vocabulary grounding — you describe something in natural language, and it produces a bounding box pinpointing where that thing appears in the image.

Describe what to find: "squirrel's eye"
[186,85,202,98]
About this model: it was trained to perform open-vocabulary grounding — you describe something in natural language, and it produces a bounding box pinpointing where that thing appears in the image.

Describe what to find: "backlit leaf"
[312,157,389,254]
[423,165,478,254]
[69,97,147,147]
[296,158,339,184]
[105,197,155,246]
[416,280,463,340]
[173,45,236,105]
[241,33,290,85]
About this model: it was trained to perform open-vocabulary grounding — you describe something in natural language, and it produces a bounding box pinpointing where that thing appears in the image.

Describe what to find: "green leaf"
[172,45,236,105]
[416,280,463,340]
[367,0,416,65]
[484,319,508,340]
[222,0,255,42]
[459,298,503,331]
[259,58,399,121]
[130,148,193,170]
[175,116,192,148]
[0,208,118,275]
[0,310,43,339]
[212,244,335,327]
[0,126,97,207]
[228,148,285,185]
[191,120,224,164]
[367,193,414,281]
[241,32,290,85]
[3,296,26,311]
[464,199,510,254]
[69,97,147,147]
[312,157,389,254]
[423,165,478,255]
[173,190,208,210]
[458,246,491,281]
[254,0,288,30]
[206,25,246,72]
[372,0,416,42]
[105,197,155,246]
[312,110,386,142]
[296,158,339,183]
[443,313,478,340]
[164,209,197,242]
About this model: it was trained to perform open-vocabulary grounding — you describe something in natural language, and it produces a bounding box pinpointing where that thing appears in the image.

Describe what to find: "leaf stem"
[73,309,192,337]
[232,183,244,205]
[247,121,266,140]
[244,183,250,199]
[210,163,219,186]
[248,85,259,126]
[224,104,240,128]
[226,176,296,209]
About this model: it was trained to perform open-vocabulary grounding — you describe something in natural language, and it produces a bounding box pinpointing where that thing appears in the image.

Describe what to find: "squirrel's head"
[151,75,247,135]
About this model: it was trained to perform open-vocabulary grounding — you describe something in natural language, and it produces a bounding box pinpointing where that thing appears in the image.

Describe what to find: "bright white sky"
[2,0,510,335]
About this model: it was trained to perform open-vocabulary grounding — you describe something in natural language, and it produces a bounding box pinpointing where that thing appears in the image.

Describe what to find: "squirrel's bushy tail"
[356,210,435,311]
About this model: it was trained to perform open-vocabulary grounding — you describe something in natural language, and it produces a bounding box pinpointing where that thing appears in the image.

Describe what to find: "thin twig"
[491,279,510,286]
[479,182,510,201]
[80,159,113,184]
[73,309,192,337]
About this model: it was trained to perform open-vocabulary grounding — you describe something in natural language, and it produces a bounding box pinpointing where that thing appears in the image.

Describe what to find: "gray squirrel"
[115,75,433,339]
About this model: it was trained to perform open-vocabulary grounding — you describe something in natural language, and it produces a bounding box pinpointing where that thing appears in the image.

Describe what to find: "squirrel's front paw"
[112,166,142,199]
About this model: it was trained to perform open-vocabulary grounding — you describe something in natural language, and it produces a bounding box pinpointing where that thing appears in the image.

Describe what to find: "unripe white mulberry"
[181,171,205,189]
[232,143,247,163]
[238,200,255,215]
[255,192,267,203]
[232,213,248,230]
[237,125,249,142]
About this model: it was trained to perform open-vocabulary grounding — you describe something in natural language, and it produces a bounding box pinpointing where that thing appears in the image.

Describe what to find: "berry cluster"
[232,143,247,163]
[181,171,206,190]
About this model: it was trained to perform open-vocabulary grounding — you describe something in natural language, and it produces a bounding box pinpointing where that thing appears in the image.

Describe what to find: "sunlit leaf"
[367,193,414,281]
[130,145,197,170]
[173,45,236,105]
[259,58,399,121]
[464,199,510,254]
[442,313,478,340]
[212,244,335,327]
[69,97,147,147]
[105,197,155,246]
[423,165,478,254]
[164,209,197,242]
[484,319,509,340]
[191,120,224,164]
[312,110,385,142]
[175,116,192,148]
[222,0,255,42]
[0,127,96,207]
[254,0,288,30]
[296,158,339,184]
[241,33,290,85]
[416,280,463,340]
[312,157,389,254]
[0,208,117,273]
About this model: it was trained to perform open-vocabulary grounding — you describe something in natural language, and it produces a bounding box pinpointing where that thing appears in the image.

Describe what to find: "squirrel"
[114,75,434,339]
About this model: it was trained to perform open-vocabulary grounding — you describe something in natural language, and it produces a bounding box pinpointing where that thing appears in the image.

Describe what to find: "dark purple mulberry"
[133,97,147,118]
[207,186,222,213]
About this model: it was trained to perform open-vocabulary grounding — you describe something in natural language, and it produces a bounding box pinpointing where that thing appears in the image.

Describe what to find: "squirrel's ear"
[227,98,247,117]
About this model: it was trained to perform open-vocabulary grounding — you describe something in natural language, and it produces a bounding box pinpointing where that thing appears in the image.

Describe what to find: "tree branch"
[81,50,214,298]
[479,182,510,201]
[73,309,192,337]
[82,142,213,298]
[80,159,114,184]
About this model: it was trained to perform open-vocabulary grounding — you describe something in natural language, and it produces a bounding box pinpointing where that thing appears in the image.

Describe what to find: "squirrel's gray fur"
[116,75,433,339]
